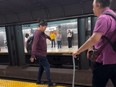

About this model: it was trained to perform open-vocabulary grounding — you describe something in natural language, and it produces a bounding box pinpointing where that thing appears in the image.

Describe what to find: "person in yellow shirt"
[50,31,56,48]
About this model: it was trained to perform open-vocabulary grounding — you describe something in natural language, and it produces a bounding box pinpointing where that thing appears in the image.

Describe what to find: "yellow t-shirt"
[50,33,56,40]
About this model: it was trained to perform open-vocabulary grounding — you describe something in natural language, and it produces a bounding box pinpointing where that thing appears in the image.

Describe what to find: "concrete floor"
[0,45,78,53]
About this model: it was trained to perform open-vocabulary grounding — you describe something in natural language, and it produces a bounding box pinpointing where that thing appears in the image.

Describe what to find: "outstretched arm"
[45,34,51,40]
[72,32,102,56]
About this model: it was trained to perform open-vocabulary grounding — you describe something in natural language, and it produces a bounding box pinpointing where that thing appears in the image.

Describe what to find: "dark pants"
[36,56,52,85]
[51,39,55,48]
[92,62,116,87]
[67,37,72,48]
[57,41,62,49]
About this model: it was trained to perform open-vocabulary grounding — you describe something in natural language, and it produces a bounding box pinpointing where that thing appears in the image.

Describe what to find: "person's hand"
[30,57,36,62]
[72,50,80,58]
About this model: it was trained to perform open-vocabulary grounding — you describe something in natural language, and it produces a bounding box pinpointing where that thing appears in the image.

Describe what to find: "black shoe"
[36,81,42,84]
[48,83,56,87]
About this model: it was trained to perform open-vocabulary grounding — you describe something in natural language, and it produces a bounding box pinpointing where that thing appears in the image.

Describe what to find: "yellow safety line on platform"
[0,79,66,87]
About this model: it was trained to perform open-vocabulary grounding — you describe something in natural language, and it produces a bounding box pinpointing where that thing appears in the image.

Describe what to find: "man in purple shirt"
[30,20,54,87]
[73,0,116,87]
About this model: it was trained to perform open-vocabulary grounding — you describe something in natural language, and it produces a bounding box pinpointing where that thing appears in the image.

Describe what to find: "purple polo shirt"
[93,8,116,65]
[31,30,47,58]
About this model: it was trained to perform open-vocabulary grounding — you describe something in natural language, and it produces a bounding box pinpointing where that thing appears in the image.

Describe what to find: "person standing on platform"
[24,33,29,44]
[30,19,55,87]
[56,31,62,49]
[50,31,56,48]
[72,0,116,87]
[67,30,73,48]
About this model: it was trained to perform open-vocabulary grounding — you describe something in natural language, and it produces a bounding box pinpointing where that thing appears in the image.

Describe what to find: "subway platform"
[0,65,113,87]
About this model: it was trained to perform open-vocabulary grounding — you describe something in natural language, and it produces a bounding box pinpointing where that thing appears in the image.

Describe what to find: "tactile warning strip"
[0,79,66,87]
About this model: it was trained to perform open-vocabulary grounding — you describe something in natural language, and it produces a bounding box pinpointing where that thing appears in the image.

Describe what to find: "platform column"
[5,24,25,66]
[78,18,89,69]
[91,16,97,34]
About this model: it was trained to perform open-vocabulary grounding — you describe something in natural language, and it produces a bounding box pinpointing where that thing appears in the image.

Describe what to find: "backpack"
[26,35,34,54]
[103,12,116,52]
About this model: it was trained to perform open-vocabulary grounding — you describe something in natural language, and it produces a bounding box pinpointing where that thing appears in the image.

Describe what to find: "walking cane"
[72,56,76,87]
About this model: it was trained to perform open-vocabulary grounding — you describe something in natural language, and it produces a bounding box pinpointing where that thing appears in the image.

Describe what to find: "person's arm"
[30,32,40,61]
[72,32,102,56]
[72,15,108,57]
[45,34,51,40]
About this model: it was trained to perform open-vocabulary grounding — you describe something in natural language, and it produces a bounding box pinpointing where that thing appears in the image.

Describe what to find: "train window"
[46,19,78,53]
[22,19,78,54]
[0,27,8,53]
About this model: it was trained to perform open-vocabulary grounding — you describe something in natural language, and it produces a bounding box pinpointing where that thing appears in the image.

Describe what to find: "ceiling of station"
[0,0,115,25]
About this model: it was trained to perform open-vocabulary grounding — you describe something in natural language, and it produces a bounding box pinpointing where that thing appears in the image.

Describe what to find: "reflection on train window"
[0,27,8,53]
[22,19,78,53]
